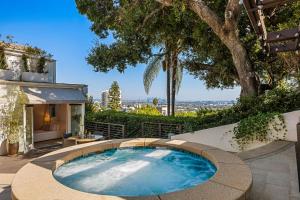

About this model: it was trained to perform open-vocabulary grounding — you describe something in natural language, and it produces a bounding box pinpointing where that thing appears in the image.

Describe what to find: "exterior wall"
[172,110,300,152]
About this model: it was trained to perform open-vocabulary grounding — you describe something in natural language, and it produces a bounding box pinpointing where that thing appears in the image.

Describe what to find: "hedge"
[86,87,300,138]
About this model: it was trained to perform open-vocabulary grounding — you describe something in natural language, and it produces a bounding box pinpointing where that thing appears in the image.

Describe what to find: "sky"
[0,0,241,101]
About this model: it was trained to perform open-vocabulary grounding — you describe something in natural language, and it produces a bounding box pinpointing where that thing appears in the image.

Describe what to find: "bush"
[130,105,161,116]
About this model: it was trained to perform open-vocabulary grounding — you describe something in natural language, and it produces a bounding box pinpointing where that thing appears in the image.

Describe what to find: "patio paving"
[0,140,299,200]
[238,141,300,200]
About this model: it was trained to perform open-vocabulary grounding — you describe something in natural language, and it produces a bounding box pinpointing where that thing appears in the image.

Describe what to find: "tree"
[154,0,260,96]
[143,45,183,116]
[76,0,299,97]
[108,81,121,110]
[0,86,28,145]
[152,97,159,107]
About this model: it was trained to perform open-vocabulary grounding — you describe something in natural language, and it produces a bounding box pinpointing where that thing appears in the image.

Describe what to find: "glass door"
[25,105,34,151]
[70,104,82,136]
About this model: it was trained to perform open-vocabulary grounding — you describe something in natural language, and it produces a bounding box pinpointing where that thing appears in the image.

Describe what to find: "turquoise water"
[53,147,216,196]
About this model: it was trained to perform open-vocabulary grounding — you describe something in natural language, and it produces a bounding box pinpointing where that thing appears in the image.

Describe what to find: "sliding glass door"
[24,105,33,151]
[70,104,82,136]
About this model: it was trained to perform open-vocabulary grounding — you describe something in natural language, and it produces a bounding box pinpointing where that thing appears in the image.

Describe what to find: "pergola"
[243,0,300,54]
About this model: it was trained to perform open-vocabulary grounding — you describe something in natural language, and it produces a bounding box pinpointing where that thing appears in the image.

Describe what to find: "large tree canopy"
[76,0,300,96]
[76,0,239,88]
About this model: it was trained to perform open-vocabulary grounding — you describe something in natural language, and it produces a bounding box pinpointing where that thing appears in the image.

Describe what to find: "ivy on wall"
[231,112,287,150]
[21,54,29,72]
[25,46,50,73]
[0,47,8,70]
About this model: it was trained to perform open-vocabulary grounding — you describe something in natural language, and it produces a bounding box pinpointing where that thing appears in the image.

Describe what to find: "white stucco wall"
[172,110,300,152]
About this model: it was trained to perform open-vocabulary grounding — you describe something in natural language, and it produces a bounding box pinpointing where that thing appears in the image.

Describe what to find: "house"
[0,42,87,155]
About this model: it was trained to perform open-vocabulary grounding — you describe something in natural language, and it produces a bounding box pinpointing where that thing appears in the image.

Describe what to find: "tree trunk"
[156,0,260,97]
[171,66,176,116]
[171,51,178,116]
[227,36,258,96]
[166,67,171,116]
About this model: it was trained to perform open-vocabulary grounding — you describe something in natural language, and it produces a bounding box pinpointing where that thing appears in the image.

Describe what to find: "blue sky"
[0,0,240,101]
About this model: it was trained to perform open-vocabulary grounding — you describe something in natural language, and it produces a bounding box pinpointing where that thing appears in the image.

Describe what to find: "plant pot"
[8,142,19,155]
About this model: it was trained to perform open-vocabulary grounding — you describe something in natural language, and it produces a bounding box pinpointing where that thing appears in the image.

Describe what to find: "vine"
[0,46,8,70]
[232,112,287,150]
[36,56,46,73]
[25,46,52,73]
[21,54,29,72]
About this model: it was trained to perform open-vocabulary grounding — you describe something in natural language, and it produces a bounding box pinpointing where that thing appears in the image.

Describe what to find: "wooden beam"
[243,0,261,34]
[269,41,299,53]
[259,0,287,5]
[267,28,300,42]
[248,0,291,11]
[257,9,268,39]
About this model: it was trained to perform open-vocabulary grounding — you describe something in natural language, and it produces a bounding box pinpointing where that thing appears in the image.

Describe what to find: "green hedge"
[86,88,300,137]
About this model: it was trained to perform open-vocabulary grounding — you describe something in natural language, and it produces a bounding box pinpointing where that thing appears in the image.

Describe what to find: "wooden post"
[296,122,300,192]
[179,124,183,134]
[141,123,144,137]
[158,123,162,138]
[108,124,111,139]
[122,125,125,138]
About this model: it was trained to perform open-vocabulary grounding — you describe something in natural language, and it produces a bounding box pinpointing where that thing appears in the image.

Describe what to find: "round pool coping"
[11,138,252,200]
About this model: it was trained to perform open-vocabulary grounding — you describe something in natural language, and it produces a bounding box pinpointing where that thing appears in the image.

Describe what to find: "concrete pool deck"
[1,140,299,200]
[10,138,252,200]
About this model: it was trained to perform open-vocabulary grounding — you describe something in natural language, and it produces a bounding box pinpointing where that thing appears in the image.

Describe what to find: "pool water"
[53,147,217,196]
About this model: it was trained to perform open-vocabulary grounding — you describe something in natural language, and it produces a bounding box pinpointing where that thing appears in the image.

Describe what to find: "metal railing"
[141,122,183,138]
[85,121,125,139]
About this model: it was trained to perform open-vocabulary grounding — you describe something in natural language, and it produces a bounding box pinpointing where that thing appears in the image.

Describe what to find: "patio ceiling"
[243,0,300,54]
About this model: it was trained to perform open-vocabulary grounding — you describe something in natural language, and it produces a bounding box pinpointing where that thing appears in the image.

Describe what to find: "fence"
[85,121,125,139]
[141,122,183,138]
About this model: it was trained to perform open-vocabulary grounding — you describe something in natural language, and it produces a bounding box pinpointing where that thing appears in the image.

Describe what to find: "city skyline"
[0,0,240,101]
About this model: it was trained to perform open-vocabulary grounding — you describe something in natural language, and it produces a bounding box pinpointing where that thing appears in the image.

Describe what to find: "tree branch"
[155,0,172,6]
[155,0,225,40]
[188,0,224,37]
[136,5,165,31]
[185,61,216,71]
[224,0,241,32]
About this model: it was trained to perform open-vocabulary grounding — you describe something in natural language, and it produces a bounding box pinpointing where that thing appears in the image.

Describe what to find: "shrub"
[131,105,161,116]
[86,87,300,140]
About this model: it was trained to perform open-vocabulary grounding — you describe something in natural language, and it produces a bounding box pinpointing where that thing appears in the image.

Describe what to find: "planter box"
[22,72,49,83]
[0,69,20,81]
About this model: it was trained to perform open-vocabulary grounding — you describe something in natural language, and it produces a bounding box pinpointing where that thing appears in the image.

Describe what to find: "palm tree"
[143,48,183,116]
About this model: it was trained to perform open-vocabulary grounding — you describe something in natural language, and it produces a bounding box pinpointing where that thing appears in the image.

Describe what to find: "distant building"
[158,105,168,116]
[101,90,109,107]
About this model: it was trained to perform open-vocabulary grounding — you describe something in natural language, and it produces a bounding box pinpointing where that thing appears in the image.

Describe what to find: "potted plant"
[21,46,51,83]
[0,86,28,155]
[0,46,16,81]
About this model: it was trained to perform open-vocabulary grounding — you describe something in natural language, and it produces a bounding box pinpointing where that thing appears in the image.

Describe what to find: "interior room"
[33,104,67,143]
